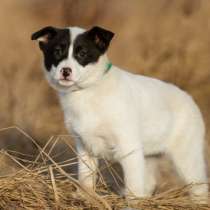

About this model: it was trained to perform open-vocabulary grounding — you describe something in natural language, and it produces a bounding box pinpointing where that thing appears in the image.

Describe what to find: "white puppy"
[32,26,208,202]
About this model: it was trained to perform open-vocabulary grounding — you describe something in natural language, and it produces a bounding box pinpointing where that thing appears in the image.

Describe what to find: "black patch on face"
[32,26,70,71]
[73,26,114,66]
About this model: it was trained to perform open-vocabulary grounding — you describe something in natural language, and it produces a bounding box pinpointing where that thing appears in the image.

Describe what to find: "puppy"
[32,26,208,202]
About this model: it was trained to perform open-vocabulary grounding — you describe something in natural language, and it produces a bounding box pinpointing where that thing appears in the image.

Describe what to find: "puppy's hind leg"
[167,131,208,204]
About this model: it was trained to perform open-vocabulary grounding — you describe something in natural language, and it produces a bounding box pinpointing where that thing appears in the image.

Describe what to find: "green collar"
[104,62,112,74]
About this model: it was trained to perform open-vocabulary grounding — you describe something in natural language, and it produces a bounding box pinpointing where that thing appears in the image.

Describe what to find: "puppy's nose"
[61,67,72,78]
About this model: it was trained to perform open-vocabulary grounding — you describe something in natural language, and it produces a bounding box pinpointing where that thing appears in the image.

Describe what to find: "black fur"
[31,26,70,71]
[73,26,114,66]
[32,26,114,70]
[31,26,57,41]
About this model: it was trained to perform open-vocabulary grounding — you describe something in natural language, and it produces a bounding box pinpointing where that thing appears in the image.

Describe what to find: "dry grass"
[0,127,209,210]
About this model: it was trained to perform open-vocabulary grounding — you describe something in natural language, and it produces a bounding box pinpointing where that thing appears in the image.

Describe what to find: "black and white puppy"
[32,26,208,202]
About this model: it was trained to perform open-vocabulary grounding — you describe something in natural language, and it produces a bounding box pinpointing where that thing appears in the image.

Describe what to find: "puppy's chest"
[63,100,116,158]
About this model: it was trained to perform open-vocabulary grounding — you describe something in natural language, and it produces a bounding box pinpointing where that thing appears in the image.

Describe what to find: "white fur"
[44,27,208,203]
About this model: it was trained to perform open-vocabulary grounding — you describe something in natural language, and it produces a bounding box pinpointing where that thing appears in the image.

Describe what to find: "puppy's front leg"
[120,146,145,198]
[77,145,98,190]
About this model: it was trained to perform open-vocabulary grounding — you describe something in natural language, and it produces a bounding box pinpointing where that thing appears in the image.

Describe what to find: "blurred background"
[0,0,209,189]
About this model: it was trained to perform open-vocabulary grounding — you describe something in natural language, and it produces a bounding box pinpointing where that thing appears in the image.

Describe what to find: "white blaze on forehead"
[66,27,86,60]
[68,27,86,43]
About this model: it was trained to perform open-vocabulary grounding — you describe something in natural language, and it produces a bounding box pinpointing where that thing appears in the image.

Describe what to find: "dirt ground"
[0,0,209,194]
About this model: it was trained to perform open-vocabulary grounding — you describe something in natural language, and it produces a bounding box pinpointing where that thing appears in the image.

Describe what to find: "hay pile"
[0,127,209,210]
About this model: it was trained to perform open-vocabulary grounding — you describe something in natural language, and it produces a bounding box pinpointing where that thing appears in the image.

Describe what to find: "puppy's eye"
[54,46,63,60]
[77,49,87,58]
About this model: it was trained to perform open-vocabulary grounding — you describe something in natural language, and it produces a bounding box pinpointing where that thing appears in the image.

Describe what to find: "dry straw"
[0,126,209,210]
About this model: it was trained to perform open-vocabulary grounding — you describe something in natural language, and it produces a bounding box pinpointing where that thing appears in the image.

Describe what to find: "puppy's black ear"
[31,26,57,48]
[87,26,114,53]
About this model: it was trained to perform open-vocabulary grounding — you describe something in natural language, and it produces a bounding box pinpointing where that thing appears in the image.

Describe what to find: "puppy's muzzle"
[60,67,72,80]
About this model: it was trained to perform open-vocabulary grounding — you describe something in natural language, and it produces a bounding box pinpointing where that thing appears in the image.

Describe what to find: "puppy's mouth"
[58,78,74,87]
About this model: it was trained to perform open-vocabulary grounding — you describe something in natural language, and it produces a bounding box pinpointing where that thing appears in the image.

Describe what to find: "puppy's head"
[31,26,114,92]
